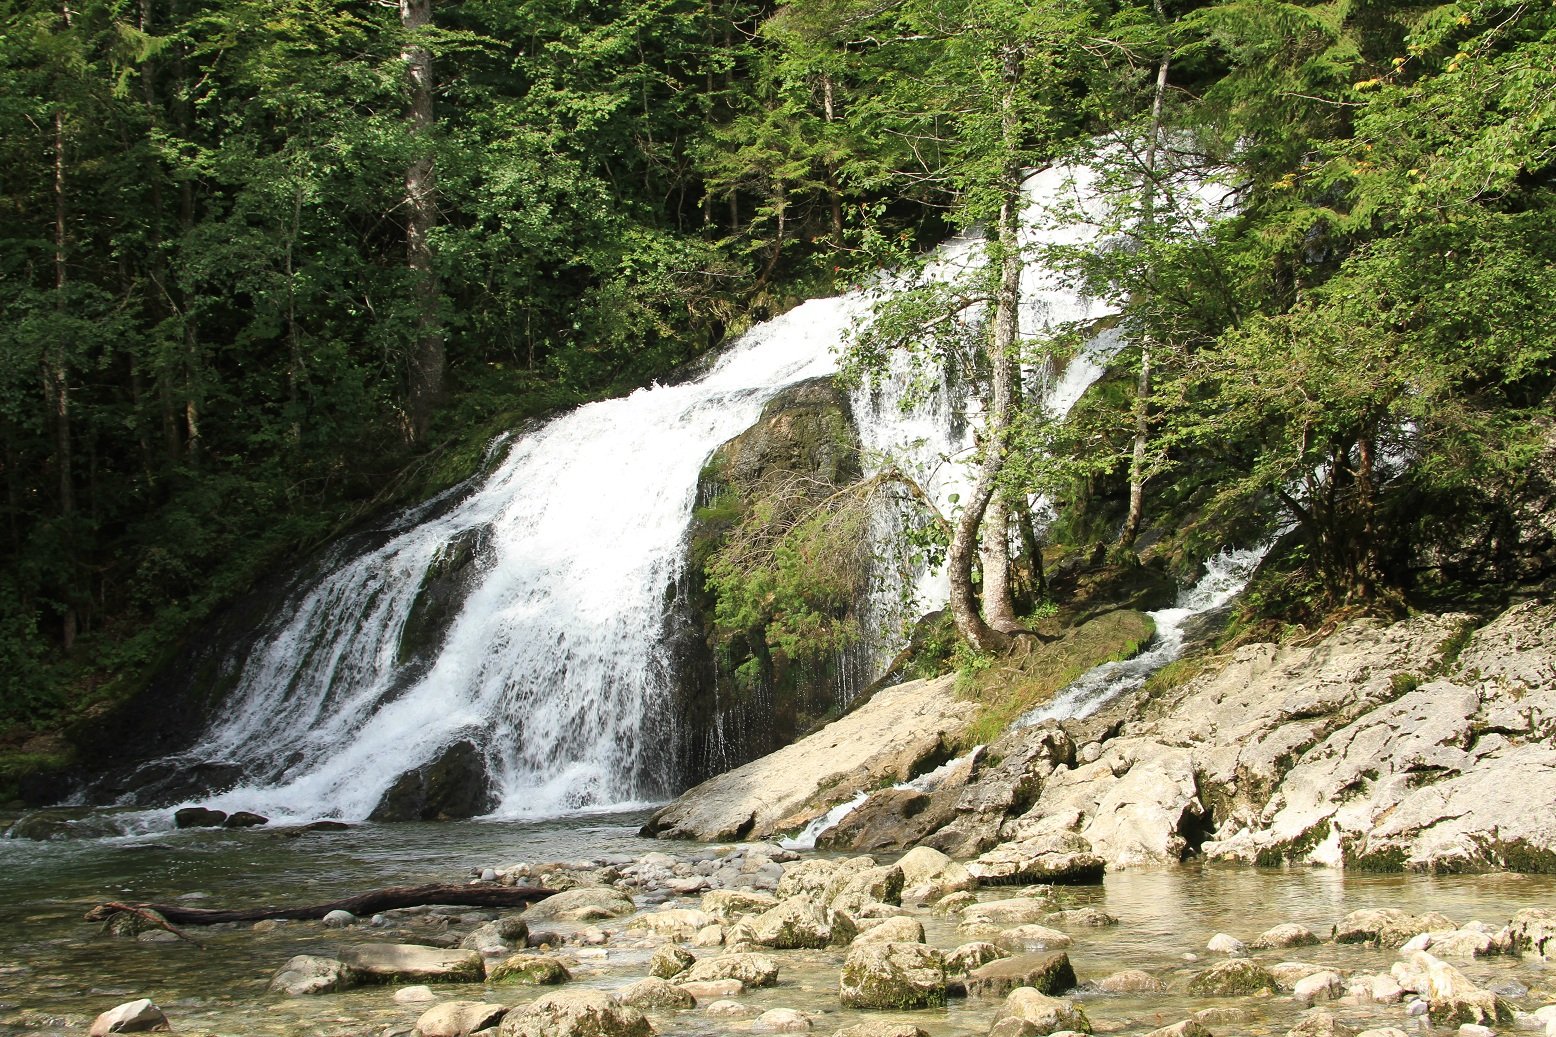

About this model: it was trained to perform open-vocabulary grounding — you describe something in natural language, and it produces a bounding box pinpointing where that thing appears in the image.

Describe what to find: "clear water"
[2,818,1552,1036]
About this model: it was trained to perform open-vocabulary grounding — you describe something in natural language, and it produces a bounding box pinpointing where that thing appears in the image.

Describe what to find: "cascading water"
[125,160,1193,826]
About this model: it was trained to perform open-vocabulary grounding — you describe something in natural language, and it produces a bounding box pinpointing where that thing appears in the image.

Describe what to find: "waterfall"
[132,161,1150,826]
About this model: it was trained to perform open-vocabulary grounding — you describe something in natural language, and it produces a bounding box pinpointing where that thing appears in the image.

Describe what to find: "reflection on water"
[1,815,1551,1036]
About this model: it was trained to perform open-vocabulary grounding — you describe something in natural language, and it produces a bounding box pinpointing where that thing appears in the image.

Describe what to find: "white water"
[134,159,1212,826]
[1016,543,1271,727]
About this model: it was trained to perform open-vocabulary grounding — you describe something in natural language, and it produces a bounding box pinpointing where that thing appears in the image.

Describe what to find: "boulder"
[753,1008,813,1032]
[460,916,529,952]
[1292,971,1346,1005]
[678,979,745,999]
[1407,951,1514,1026]
[1140,1024,1211,1037]
[967,835,1105,886]
[839,942,947,1009]
[681,953,780,988]
[1269,963,1332,990]
[523,887,635,922]
[832,1024,930,1037]
[945,941,1008,976]
[337,943,484,984]
[173,807,227,829]
[994,925,1073,954]
[416,1001,509,1037]
[644,674,977,841]
[89,999,170,1035]
[896,846,976,903]
[498,990,653,1037]
[852,917,924,945]
[965,952,1077,999]
[741,896,852,949]
[1094,969,1164,994]
[1206,933,1246,956]
[487,955,571,985]
[1286,1011,1356,1037]
[222,810,268,828]
[1251,923,1321,950]
[989,987,1090,1037]
[396,986,439,1004]
[648,946,695,979]
[630,909,713,941]
[1186,959,1277,997]
[613,978,696,1010]
[1334,909,1455,947]
[962,898,1057,929]
[268,954,358,996]
[701,889,778,922]
[321,909,356,928]
[370,739,497,822]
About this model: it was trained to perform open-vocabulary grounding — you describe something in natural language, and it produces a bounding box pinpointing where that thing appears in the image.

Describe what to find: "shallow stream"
[1,813,1551,1036]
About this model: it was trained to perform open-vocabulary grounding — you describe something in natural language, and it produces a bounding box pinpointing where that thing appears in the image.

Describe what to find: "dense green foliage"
[3,0,1552,742]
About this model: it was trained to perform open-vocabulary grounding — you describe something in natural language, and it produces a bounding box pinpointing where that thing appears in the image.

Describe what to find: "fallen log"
[85,882,556,927]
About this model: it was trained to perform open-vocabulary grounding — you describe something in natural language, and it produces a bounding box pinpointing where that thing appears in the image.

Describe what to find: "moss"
[1351,845,1409,872]
[1389,671,1422,697]
[1432,617,1479,675]
[1492,838,1556,874]
[1141,655,1214,700]
[955,610,1156,750]
[1253,818,1332,867]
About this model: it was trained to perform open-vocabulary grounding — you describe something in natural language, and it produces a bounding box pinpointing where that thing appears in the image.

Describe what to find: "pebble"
[1207,933,1248,957]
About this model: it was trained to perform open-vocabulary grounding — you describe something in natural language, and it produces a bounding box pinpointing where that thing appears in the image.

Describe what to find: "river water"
[3,813,1552,1036]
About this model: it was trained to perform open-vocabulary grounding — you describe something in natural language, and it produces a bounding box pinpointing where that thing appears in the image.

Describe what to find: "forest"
[1,0,1552,772]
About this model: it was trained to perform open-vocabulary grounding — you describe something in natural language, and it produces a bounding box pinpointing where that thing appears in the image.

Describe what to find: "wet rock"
[415,1001,509,1037]
[1286,1011,1356,1037]
[630,909,713,941]
[1187,959,1277,997]
[523,887,635,922]
[338,943,484,984]
[989,987,1090,1037]
[1423,929,1498,958]
[967,834,1105,886]
[678,979,745,999]
[222,810,268,828]
[173,807,227,829]
[1510,908,1556,957]
[754,1008,813,1032]
[701,889,778,922]
[613,978,696,1010]
[681,952,780,987]
[1042,908,1117,928]
[965,952,1077,999]
[644,674,977,841]
[832,1024,930,1037]
[460,916,529,953]
[1251,923,1321,950]
[896,846,977,903]
[705,1000,756,1018]
[935,891,978,915]
[497,990,653,1037]
[1269,963,1332,990]
[962,898,1057,930]
[778,858,904,913]
[322,909,355,929]
[994,924,1073,954]
[852,917,924,945]
[1292,971,1346,1005]
[1093,970,1165,994]
[1334,909,1455,947]
[945,941,1008,977]
[740,896,853,949]
[7,808,124,841]
[1140,1023,1211,1037]
[370,740,497,823]
[1348,973,1404,1004]
[396,986,438,1004]
[487,955,570,985]
[819,789,944,853]
[268,954,358,996]
[1354,1030,1410,1037]
[89,999,170,1035]
[1408,950,1513,1026]
[649,946,695,979]
[693,924,724,947]
[1457,1026,1494,1037]
[839,942,947,1009]
[1206,933,1246,956]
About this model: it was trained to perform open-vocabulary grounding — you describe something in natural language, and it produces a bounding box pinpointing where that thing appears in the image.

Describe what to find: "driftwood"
[85,882,556,927]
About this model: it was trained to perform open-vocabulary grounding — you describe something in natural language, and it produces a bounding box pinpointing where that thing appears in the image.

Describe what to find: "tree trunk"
[1118,32,1171,549]
[85,884,556,927]
[48,94,77,652]
[402,0,443,443]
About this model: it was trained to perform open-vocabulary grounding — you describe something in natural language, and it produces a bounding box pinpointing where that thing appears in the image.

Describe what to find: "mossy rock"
[487,955,572,986]
[1186,959,1277,997]
[839,942,947,1009]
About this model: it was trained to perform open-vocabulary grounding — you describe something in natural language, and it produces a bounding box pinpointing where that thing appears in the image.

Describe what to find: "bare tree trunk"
[402,0,443,443]
[48,90,77,651]
[1118,47,1171,549]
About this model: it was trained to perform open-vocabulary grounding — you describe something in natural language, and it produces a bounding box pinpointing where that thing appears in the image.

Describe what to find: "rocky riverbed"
[63,842,1556,1037]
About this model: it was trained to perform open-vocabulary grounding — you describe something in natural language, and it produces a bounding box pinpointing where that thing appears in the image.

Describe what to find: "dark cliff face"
[664,376,871,790]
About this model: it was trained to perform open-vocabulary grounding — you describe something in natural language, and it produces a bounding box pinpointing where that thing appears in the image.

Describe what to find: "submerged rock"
[88,999,170,1035]
[681,952,780,988]
[415,1001,509,1037]
[337,943,484,984]
[614,978,696,1009]
[268,954,358,996]
[989,987,1090,1037]
[965,952,1077,999]
[487,955,571,985]
[1187,959,1278,997]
